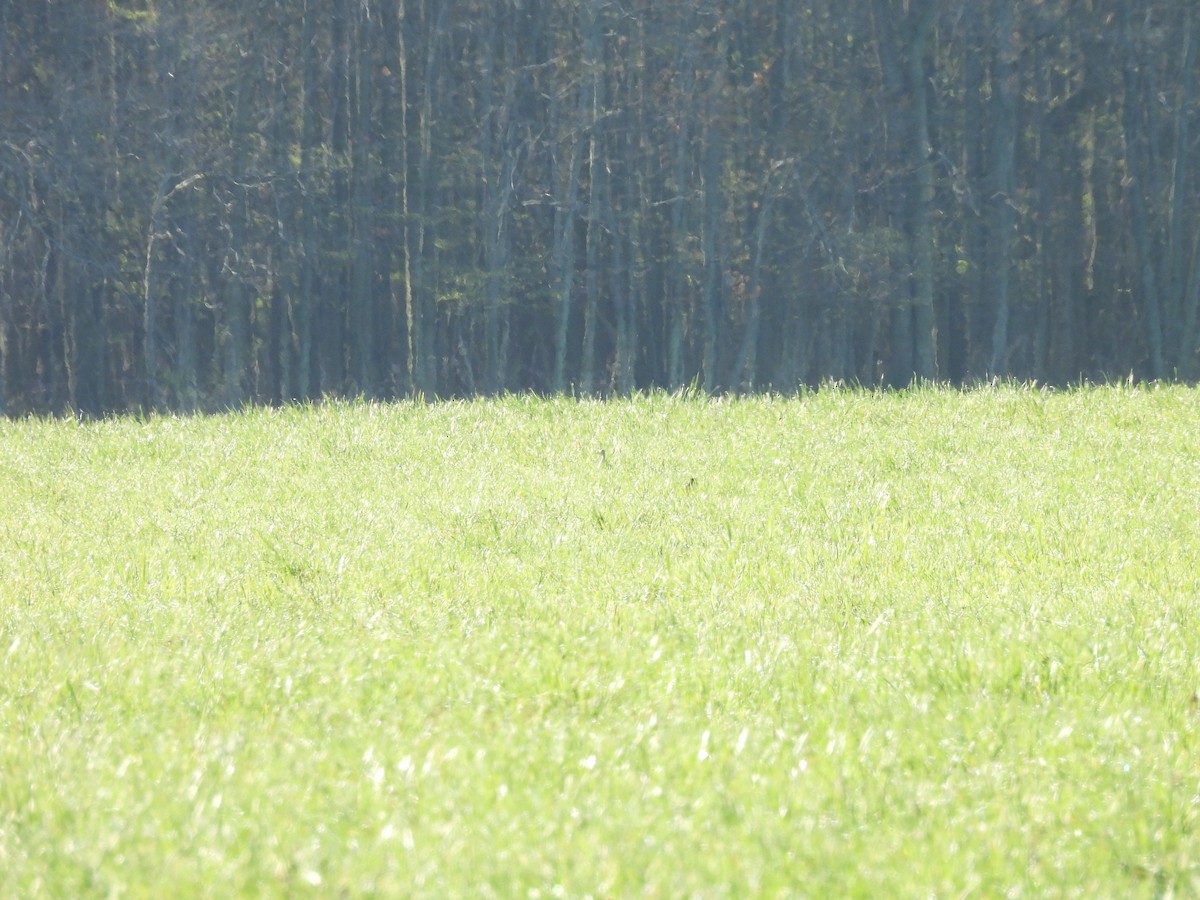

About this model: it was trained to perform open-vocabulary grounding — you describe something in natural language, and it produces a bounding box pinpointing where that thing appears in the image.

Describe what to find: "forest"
[1,0,1198,415]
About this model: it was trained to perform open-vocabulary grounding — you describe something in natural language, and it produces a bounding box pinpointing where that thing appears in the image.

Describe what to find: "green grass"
[2,385,1199,897]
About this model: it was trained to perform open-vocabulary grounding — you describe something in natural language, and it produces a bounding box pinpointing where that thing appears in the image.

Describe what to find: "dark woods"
[1,1,1197,415]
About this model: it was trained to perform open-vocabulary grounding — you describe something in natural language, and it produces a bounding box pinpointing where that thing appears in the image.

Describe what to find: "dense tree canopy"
[1,0,1198,415]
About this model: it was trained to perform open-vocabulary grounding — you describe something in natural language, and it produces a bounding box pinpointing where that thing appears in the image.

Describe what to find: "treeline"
[1,0,1198,415]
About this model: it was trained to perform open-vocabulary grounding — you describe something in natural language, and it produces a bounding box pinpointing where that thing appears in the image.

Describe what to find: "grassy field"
[1,385,1199,897]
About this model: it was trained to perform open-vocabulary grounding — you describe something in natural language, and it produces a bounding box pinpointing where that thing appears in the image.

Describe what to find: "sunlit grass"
[1,385,1199,896]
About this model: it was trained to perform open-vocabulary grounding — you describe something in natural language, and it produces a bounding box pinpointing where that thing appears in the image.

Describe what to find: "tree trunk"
[480,10,519,396]
[908,1,938,382]
[1118,5,1166,380]
[350,2,376,395]
[1166,11,1195,374]
[551,69,588,394]
[580,5,606,396]
[732,184,775,392]
[986,1,1018,377]
[382,0,410,396]
[294,0,321,399]
[411,0,449,399]
[143,173,171,411]
[667,29,697,391]
[699,116,724,393]
[222,61,256,408]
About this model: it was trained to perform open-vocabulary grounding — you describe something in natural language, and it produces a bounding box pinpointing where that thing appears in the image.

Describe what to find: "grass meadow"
[1,385,1199,897]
